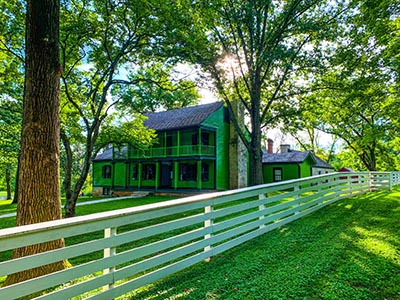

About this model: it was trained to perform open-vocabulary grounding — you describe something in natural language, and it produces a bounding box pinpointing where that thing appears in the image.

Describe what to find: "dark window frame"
[102,165,112,179]
[179,163,197,181]
[142,164,156,180]
[273,167,283,182]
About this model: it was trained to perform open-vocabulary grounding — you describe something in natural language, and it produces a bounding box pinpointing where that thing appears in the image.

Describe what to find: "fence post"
[294,185,300,213]
[259,193,266,229]
[204,204,213,262]
[103,227,117,292]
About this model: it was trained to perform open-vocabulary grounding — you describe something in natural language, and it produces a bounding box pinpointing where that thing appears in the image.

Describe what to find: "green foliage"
[171,0,349,185]
[284,1,400,171]
[95,115,156,153]
[116,63,200,113]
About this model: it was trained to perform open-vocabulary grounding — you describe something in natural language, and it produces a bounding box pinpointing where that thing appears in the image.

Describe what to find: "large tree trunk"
[3,0,69,286]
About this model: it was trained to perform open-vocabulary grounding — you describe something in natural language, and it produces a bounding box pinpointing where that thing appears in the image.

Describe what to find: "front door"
[160,162,172,188]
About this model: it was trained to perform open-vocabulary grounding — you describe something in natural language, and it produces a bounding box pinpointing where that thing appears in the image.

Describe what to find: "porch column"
[125,162,129,189]
[197,160,202,190]
[177,131,180,157]
[138,162,143,189]
[155,162,160,190]
[164,132,166,157]
[198,127,202,155]
[173,161,179,190]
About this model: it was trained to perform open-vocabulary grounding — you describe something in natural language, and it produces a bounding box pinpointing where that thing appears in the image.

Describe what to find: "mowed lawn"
[1,187,400,299]
[127,187,400,300]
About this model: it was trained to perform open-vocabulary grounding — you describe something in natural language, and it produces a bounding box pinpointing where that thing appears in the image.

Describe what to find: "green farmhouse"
[92,102,248,196]
[262,141,334,183]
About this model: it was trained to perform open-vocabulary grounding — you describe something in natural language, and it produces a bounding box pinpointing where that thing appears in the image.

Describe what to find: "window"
[192,132,210,145]
[132,164,138,180]
[103,187,110,195]
[273,168,283,182]
[202,163,209,181]
[201,132,209,145]
[142,164,156,180]
[102,165,112,178]
[179,163,197,181]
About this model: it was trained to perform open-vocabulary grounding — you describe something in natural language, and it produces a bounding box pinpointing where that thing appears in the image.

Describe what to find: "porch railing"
[125,145,216,159]
[0,172,399,299]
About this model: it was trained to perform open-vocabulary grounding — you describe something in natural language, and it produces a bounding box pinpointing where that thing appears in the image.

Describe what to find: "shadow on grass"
[126,187,400,300]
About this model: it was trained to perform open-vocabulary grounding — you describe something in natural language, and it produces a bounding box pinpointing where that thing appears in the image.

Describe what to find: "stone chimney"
[229,100,248,189]
[267,139,274,154]
[280,144,290,153]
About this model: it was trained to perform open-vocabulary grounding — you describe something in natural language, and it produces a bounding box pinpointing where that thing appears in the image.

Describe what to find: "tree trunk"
[5,167,12,200]
[12,155,20,204]
[3,0,69,286]
[64,139,94,218]
[60,129,73,201]
[248,133,264,186]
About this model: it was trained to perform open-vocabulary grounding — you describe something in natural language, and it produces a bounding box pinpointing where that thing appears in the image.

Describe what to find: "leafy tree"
[59,0,198,217]
[4,0,69,286]
[117,63,200,113]
[175,0,346,185]
[307,1,399,171]
[0,0,25,202]
[0,99,21,199]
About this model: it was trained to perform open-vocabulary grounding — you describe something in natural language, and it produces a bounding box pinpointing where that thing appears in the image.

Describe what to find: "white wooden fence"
[0,171,399,299]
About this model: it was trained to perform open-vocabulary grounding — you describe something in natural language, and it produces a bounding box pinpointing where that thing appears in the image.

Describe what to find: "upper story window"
[192,131,210,146]
[102,165,112,178]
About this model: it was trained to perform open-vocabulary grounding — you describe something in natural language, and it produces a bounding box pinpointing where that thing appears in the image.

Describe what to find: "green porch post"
[125,162,129,189]
[164,132,166,157]
[138,162,143,189]
[177,131,180,157]
[198,127,202,155]
[155,162,160,190]
[197,160,202,190]
[173,161,179,190]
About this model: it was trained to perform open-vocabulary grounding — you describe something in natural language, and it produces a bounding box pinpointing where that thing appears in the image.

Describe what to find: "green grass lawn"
[1,188,399,299]
[126,187,400,300]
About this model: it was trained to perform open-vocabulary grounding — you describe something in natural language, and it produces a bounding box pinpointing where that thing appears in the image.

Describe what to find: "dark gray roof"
[312,153,334,169]
[143,101,224,131]
[262,149,316,164]
[262,149,333,169]
[93,147,113,161]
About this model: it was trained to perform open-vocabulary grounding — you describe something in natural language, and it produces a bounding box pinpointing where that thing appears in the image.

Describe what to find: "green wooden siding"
[93,105,231,193]
[114,162,127,187]
[263,156,314,183]
[92,162,113,187]
[201,106,230,190]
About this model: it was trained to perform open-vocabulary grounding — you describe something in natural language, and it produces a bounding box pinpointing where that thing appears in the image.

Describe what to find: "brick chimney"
[267,139,274,154]
[280,144,290,153]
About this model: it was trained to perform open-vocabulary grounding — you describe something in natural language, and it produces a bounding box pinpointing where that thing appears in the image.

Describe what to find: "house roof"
[93,147,114,161]
[312,153,334,169]
[262,149,334,169]
[262,149,316,164]
[143,101,224,131]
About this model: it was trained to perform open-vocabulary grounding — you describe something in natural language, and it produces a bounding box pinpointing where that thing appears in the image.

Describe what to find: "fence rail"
[0,171,399,299]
